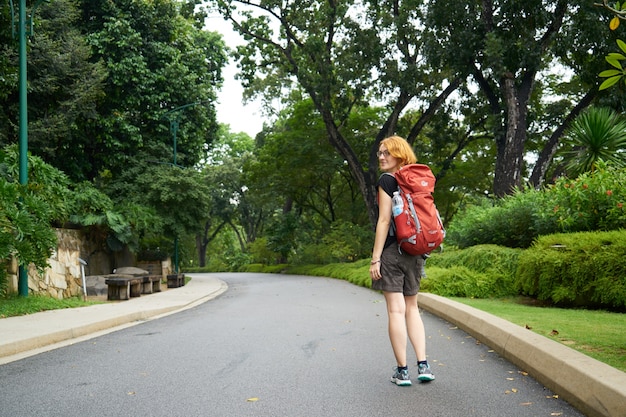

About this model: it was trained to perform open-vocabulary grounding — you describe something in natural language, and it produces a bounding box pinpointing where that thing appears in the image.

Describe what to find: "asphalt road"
[0,273,585,417]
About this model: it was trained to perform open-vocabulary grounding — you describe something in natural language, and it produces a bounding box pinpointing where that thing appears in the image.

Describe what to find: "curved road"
[0,273,584,416]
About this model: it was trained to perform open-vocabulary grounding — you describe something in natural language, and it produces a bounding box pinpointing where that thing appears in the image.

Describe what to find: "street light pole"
[9,0,50,296]
[162,102,202,274]
[16,0,29,297]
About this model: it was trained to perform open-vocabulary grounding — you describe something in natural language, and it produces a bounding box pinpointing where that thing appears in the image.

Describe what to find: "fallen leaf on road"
[247,397,259,402]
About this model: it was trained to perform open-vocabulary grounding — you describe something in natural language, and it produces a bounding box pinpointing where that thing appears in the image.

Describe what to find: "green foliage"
[598,0,626,92]
[421,245,521,298]
[248,237,281,265]
[97,0,225,169]
[447,164,626,248]
[287,259,373,288]
[0,146,70,276]
[292,221,373,265]
[446,190,547,249]
[238,263,288,274]
[559,107,626,177]
[319,221,373,263]
[265,212,303,262]
[2,0,228,181]
[516,231,626,309]
[599,39,626,90]
[0,0,108,182]
[0,294,99,316]
[546,163,626,232]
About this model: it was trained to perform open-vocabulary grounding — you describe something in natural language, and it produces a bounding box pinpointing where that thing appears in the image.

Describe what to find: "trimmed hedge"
[516,231,626,309]
[421,245,522,298]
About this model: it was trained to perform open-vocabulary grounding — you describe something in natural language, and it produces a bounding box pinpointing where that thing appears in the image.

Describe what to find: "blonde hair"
[380,136,417,167]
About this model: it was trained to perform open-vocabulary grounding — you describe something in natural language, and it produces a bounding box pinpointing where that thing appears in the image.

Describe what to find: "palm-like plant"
[561,107,626,177]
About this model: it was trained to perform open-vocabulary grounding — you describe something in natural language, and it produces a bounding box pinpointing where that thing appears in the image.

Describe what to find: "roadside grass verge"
[0,294,99,318]
[451,297,626,373]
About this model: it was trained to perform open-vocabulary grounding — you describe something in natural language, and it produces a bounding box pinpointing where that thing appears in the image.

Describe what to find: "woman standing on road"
[369,135,435,386]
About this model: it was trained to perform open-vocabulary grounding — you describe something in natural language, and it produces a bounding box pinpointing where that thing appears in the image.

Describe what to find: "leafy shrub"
[545,163,626,233]
[248,237,282,265]
[420,265,499,298]
[293,221,373,265]
[321,221,373,262]
[447,163,626,249]
[239,263,288,273]
[287,259,372,288]
[516,231,626,310]
[0,146,67,278]
[422,245,521,298]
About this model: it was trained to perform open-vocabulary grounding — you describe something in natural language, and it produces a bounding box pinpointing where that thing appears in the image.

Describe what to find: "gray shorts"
[371,243,423,296]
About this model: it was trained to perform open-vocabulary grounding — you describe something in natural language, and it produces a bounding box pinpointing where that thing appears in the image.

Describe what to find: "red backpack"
[386,164,445,255]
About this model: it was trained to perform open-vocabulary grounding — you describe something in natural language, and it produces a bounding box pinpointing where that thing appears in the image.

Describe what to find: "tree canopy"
[217,0,621,224]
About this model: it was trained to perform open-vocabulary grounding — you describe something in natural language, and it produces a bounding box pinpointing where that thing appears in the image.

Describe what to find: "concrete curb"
[419,293,626,417]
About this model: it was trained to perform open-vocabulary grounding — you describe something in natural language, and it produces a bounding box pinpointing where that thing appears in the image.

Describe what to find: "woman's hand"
[370,260,381,281]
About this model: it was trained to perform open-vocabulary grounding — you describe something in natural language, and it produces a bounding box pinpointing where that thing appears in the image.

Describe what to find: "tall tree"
[218,0,621,226]
[424,0,618,195]
[79,0,227,179]
[197,125,257,265]
[216,0,458,226]
[0,0,107,181]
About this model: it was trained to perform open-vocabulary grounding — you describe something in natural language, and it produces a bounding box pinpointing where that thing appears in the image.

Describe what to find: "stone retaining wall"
[5,228,171,299]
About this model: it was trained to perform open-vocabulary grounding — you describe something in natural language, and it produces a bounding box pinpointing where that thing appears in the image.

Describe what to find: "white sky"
[206,16,266,137]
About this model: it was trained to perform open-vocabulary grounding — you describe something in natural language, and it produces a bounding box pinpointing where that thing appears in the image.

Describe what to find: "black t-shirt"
[377,173,398,248]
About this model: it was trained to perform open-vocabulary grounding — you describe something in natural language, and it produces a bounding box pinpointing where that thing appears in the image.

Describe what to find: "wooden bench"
[167,273,185,288]
[140,275,162,294]
[105,275,142,300]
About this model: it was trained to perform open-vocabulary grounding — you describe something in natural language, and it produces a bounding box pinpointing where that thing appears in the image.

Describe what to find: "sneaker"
[417,362,435,382]
[390,367,412,386]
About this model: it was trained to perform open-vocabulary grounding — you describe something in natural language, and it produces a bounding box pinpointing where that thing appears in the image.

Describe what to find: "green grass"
[0,294,100,318]
[450,297,626,373]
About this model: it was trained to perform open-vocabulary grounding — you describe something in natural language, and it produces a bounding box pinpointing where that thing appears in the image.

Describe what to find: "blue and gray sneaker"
[417,362,435,382]
[391,367,412,386]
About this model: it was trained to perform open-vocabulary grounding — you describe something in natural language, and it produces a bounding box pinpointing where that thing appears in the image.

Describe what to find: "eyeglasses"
[376,150,390,158]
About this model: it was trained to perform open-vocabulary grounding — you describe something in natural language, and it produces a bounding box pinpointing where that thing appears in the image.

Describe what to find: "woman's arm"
[370,186,392,280]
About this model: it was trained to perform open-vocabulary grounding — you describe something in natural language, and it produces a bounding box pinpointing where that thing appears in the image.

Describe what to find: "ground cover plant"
[0,295,98,318]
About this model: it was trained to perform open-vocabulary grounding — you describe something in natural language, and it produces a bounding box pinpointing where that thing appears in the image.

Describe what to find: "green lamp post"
[162,102,201,274]
[9,0,48,296]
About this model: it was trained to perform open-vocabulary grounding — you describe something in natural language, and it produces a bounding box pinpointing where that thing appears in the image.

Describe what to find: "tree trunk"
[195,220,227,267]
[196,233,207,267]
[493,73,533,197]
